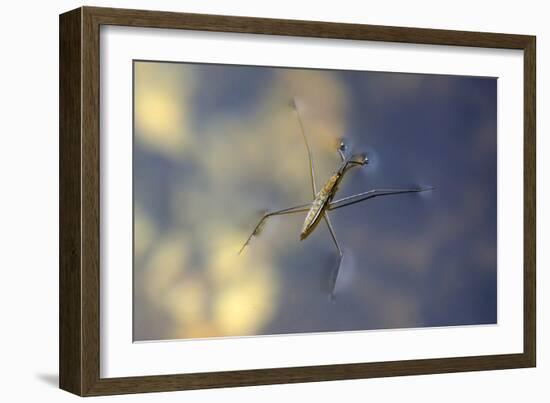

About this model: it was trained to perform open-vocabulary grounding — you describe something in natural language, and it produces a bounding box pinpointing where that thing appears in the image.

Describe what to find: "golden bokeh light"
[134,62,195,157]
[143,233,189,301]
[134,207,156,260]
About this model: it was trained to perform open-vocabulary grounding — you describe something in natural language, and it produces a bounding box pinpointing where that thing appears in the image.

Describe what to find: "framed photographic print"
[59,6,536,396]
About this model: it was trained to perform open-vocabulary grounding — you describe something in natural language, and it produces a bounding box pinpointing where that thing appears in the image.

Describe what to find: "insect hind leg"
[329,187,433,211]
[238,202,311,254]
[323,212,344,300]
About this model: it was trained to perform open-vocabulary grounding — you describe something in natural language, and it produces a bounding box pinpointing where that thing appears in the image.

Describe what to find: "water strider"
[239,98,433,297]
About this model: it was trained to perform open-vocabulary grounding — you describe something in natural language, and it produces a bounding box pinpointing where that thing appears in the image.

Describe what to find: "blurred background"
[132,60,497,341]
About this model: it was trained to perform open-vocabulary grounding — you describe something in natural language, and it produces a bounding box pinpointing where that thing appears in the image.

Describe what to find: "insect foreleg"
[292,97,318,196]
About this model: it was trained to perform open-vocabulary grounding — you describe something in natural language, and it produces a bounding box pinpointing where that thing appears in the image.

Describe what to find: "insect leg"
[292,97,318,196]
[337,137,350,162]
[337,145,346,162]
[239,202,312,254]
[328,187,433,211]
[323,212,344,298]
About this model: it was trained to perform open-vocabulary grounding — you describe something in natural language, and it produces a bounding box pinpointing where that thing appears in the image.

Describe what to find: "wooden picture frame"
[59,6,536,396]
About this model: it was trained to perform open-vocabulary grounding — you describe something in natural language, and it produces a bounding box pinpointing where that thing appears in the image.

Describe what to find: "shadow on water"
[319,248,356,300]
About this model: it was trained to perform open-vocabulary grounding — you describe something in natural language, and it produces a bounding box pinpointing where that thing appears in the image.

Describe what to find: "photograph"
[0,0,542,399]
[50,2,538,398]
[132,60,498,342]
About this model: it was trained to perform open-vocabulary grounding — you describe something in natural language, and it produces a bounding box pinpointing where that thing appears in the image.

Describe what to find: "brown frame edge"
[59,6,536,396]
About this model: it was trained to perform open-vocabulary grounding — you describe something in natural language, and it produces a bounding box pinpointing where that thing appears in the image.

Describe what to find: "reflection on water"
[133,61,497,341]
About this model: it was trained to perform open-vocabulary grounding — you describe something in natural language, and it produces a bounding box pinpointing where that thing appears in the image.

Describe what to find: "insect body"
[301,173,340,240]
[239,98,432,297]
[301,151,367,240]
